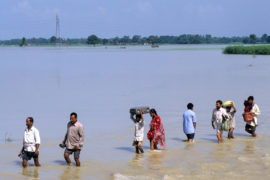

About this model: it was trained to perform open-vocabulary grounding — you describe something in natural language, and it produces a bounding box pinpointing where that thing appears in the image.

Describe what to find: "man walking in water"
[183,103,197,143]
[61,112,84,166]
[245,96,260,137]
[212,100,228,143]
[18,117,41,168]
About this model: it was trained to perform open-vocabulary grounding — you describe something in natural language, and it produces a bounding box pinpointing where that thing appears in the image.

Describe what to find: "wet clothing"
[65,149,81,159]
[147,115,166,149]
[212,108,228,133]
[186,133,195,140]
[227,111,236,129]
[23,126,40,152]
[64,121,84,150]
[132,141,143,147]
[245,124,256,134]
[131,115,144,142]
[22,151,39,160]
[183,109,197,134]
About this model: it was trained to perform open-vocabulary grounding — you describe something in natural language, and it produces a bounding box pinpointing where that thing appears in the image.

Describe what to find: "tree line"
[1,34,270,46]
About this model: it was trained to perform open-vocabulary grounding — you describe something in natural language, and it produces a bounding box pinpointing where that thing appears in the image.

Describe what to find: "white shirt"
[134,120,144,141]
[23,126,41,152]
[131,115,144,141]
[212,108,227,124]
[247,104,261,127]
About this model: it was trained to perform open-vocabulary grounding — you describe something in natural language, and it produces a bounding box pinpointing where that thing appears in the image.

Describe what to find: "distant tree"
[2,34,270,46]
[261,34,268,43]
[147,35,160,45]
[243,37,250,44]
[267,36,270,43]
[140,37,147,44]
[205,34,212,43]
[112,37,120,45]
[19,37,26,47]
[176,35,188,44]
[159,36,177,44]
[249,34,257,44]
[190,34,202,44]
[102,38,109,45]
[87,35,100,46]
[119,36,131,44]
[50,36,57,44]
[131,35,141,44]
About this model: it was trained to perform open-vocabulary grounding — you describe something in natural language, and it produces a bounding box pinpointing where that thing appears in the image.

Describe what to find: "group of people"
[130,109,166,154]
[18,112,84,167]
[18,96,260,167]
[210,96,260,143]
[131,96,260,153]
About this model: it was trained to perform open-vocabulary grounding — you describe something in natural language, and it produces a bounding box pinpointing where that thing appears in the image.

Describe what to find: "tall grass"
[224,45,270,55]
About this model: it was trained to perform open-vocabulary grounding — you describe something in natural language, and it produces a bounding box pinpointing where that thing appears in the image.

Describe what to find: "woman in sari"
[147,109,166,150]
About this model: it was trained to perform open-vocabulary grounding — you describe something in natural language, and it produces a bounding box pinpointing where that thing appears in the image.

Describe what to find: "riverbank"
[224,45,270,55]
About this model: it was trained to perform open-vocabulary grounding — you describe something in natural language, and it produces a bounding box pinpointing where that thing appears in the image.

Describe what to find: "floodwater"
[0,45,270,179]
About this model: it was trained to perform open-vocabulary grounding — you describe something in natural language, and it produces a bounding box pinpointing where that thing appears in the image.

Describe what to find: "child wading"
[130,111,144,154]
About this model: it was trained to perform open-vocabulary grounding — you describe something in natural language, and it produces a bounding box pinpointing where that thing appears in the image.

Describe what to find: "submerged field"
[0,45,270,179]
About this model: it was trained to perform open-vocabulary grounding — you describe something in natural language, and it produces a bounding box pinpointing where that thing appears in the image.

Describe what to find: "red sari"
[147,115,166,149]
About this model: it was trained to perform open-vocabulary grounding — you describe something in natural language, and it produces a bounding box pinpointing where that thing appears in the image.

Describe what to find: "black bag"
[130,107,150,115]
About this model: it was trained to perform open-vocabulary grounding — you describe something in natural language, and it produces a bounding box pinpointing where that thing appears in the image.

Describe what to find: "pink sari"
[147,115,166,149]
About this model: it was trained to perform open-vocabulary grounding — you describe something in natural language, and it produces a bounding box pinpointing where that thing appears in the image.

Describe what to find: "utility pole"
[56,14,61,45]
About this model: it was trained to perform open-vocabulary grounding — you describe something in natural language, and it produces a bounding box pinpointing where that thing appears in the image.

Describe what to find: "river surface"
[0,45,270,179]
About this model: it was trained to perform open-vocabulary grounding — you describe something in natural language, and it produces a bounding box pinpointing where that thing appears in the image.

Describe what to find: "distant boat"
[120,46,127,49]
[151,44,159,48]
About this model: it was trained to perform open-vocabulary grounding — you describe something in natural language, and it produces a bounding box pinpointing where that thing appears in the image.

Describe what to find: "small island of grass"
[224,45,270,55]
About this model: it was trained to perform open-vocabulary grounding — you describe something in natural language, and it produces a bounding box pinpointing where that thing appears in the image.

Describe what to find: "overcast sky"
[0,0,269,39]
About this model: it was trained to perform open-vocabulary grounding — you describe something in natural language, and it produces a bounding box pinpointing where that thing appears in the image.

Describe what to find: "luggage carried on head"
[130,107,150,115]
[243,112,254,122]
[222,101,233,108]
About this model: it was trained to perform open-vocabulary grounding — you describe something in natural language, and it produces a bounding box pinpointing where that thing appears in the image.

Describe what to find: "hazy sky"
[0,0,269,39]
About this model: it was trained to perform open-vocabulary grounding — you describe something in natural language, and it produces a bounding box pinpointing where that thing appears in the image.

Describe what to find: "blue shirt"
[183,109,197,134]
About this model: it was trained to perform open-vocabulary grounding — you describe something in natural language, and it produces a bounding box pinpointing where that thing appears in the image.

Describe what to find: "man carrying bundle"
[212,100,228,143]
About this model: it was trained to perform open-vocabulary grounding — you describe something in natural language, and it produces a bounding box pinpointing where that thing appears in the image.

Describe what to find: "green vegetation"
[147,35,160,45]
[50,36,57,44]
[19,37,26,47]
[87,35,100,46]
[224,45,270,55]
[1,33,270,46]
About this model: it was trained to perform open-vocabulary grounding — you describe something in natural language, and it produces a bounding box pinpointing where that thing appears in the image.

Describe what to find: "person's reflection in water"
[147,151,166,170]
[128,154,144,167]
[184,142,195,151]
[244,139,255,153]
[60,166,81,180]
[216,143,225,152]
[22,167,39,178]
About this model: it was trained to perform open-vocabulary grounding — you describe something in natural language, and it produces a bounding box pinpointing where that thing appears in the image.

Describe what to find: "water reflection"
[60,166,81,180]
[128,154,144,167]
[22,167,39,178]
[184,142,195,151]
[244,139,255,153]
[146,151,166,170]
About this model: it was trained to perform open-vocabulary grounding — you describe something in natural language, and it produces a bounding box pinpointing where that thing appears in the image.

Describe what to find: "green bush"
[224,45,270,55]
